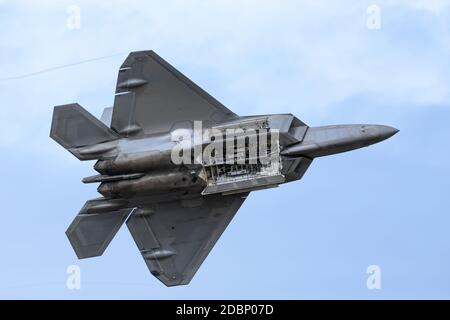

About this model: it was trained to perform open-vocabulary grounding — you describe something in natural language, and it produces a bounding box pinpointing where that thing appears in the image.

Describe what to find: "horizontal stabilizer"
[50,103,119,150]
[66,200,133,259]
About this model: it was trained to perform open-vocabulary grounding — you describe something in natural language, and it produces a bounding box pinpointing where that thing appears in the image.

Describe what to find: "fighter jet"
[50,50,398,286]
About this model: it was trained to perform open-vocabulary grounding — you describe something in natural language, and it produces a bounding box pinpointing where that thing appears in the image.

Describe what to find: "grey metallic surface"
[50,103,119,150]
[281,124,399,158]
[111,51,237,137]
[50,50,398,286]
[127,193,247,286]
[66,206,133,259]
[82,173,145,184]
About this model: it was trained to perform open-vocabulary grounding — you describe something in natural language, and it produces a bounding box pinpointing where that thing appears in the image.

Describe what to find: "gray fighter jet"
[50,50,398,286]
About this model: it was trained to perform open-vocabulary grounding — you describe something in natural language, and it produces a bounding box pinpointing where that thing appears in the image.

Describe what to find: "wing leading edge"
[126,193,248,286]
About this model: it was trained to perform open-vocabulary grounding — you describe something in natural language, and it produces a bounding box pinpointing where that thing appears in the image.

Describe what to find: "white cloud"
[0,0,449,153]
[389,0,450,14]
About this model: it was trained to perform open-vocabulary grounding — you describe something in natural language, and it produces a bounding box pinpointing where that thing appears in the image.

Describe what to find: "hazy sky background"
[0,0,450,299]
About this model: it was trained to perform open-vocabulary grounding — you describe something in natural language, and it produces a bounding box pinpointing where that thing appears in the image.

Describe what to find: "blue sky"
[0,0,450,299]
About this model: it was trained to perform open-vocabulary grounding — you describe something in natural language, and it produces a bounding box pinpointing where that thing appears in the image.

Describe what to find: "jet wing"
[111,50,238,137]
[126,193,248,286]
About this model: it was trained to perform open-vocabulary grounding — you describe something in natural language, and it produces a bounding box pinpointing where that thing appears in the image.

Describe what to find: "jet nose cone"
[377,125,399,141]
